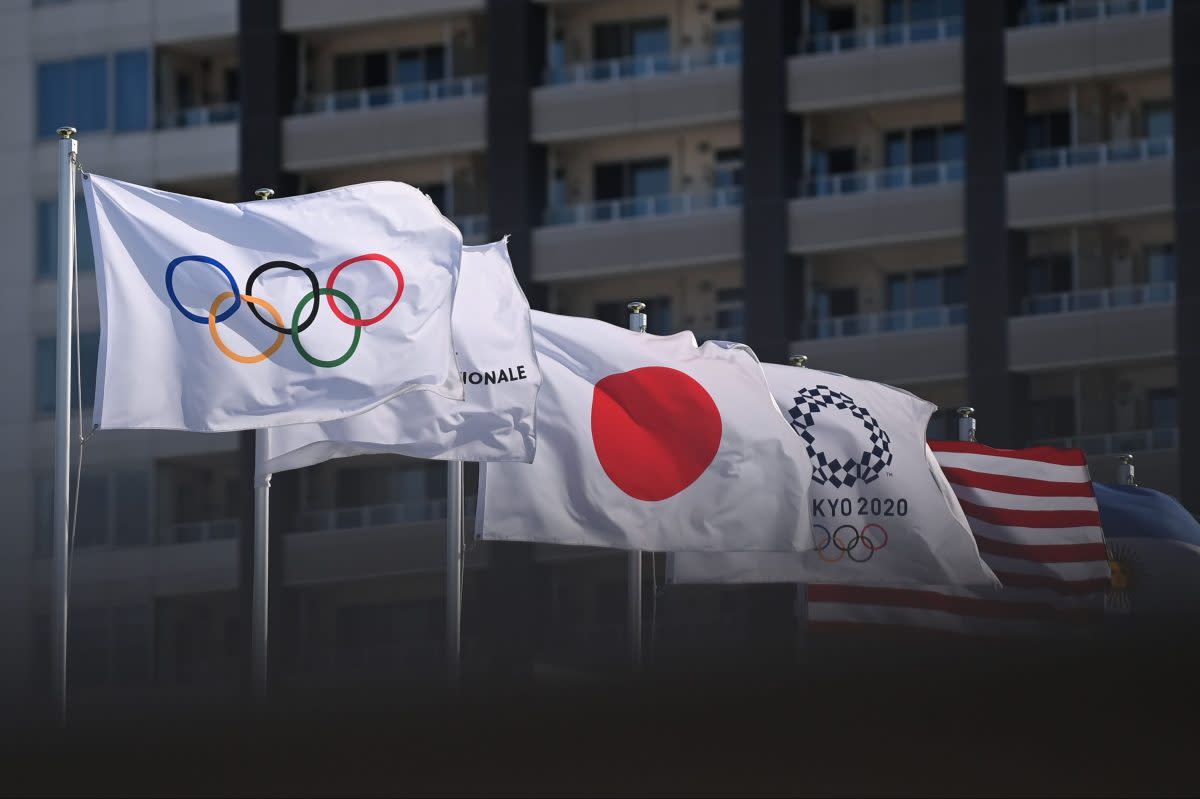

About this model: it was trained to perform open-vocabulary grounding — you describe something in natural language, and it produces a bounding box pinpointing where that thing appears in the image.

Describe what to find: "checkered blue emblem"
[787,385,893,488]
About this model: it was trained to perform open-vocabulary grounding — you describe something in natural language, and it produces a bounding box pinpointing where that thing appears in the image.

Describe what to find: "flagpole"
[52,126,78,724]
[957,406,976,442]
[626,301,646,671]
[446,460,464,684]
[787,354,809,658]
[251,187,274,700]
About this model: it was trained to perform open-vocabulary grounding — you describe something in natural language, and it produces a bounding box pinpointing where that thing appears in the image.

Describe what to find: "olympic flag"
[82,175,464,432]
[668,366,999,587]
[261,239,540,473]
[476,312,815,553]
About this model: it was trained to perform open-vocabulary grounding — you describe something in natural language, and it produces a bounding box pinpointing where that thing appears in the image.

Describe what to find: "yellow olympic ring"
[207,292,286,364]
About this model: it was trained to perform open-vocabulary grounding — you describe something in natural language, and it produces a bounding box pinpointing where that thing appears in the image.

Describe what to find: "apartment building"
[0,0,1190,706]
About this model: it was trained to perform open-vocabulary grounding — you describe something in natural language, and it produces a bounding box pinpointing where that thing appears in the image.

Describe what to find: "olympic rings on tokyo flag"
[167,256,241,324]
[245,261,320,334]
[165,252,403,368]
[325,253,403,327]
[207,292,286,364]
[291,288,361,368]
[813,521,888,564]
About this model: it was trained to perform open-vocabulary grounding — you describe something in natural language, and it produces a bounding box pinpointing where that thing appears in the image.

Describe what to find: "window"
[1149,388,1177,430]
[333,463,445,510]
[713,8,742,48]
[593,158,670,201]
[36,51,150,137]
[1030,397,1075,440]
[36,197,95,278]
[33,469,149,554]
[1027,253,1073,295]
[394,45,445,84]
[114,51,149,131]
[885,266,965,309]
[594,297,673,335]
[1145,244,1176,284]
[713,148,743,189]
[809,5,856,35]
[35,330,99,414]
[69,605,152,688]
[1144,102,1173,140]
[593,18,670,61]
[1025,110,1071,151]
[714,287,744,331]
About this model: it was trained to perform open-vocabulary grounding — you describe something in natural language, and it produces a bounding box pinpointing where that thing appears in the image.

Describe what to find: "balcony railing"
[1037,427,1179,455]
[452,214,490,243]
[696,327,746,344]
[800,16,963,55]
[801,160,963,197]
[295,75,486,115]
[543,187,743,227]
[1020,137,1173,171]
[806,304,966,340]
[544,45,742,86]
[1017,0,1171,27]
[293,496,478,533]
[1021,282,1175,315]
[162,518,239,545]
[156,103,240,129]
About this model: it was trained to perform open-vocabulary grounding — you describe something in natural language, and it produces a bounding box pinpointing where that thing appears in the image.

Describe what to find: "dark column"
[1173,4,1200,512]
[964,1,1029,449]
[483,0,547,680]
[236,0,298,695]
[742,0,803,363]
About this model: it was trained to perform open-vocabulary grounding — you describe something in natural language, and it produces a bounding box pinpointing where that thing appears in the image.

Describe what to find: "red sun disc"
[590,366,722,502]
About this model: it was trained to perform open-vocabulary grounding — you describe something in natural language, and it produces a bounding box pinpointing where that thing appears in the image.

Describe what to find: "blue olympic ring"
[166,255,241,324]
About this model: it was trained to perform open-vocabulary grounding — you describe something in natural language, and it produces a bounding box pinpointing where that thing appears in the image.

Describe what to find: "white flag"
[476,312,815,553]
[83,175,464,432]
[261,239,540,473]
[669,365,998,586]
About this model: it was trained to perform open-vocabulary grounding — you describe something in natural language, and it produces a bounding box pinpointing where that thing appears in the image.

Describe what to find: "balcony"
[533,190,741,281]
[1007,0,1171,84]
[1021,282,1175,315]
[806,305,966,339]
[293,497,473,533]
[156,102,240,130]
[1037,427,1178,455]
[800,17,963,54]
[281,0,483,32]
[791,322,966,385]
[162,518,238,545]
[533,49,740,142]
[284,79,486,171]
[789,163,963,253]
[1009,138,1173,228]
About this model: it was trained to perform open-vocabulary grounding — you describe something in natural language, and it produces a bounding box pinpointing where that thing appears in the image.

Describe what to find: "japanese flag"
[261,239,540,473]
[669,365,999,587]
[475,312,815,553]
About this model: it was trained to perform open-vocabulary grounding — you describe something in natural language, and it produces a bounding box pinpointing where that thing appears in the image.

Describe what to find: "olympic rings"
[813,521,889,564]
[291,288,361,368]
[245,261,320,334]
[325,253,403,327]
[165,252,402,368]
[207,292,286,364]
[167,255,241,324]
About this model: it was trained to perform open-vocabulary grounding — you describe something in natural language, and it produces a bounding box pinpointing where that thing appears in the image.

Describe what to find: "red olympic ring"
[325,253,404,327]
[860,523,889,551]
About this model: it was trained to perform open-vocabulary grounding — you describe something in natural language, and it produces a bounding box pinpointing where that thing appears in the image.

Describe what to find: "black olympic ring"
[244,261,321,334]
[814,522,888,563]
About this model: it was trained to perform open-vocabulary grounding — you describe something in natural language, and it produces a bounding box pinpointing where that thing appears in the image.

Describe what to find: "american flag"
[806,440,1112,636]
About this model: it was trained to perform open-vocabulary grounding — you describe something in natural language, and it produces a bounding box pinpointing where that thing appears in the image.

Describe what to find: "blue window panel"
[73,55,109,132]
[35,198,95,278]
[37,61,72,138]
[114,50,149,131]
[34,331,100,415]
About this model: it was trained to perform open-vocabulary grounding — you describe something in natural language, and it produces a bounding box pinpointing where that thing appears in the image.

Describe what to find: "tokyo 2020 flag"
[476,312,815,553]
[261,239,540,473]
[83,175,464,432]
[669,365,998,586]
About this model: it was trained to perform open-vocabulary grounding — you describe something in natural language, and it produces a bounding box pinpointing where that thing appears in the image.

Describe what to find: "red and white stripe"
[807,441,1110,636]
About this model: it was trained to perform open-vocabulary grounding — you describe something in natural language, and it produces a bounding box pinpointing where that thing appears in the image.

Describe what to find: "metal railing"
[156,103,240,129]
[1021,282,1175,315]
[452,214,490,243]
[544,44,742,86]
[801,160,963,197]
[293,496,478,533]
[806,304,967,340]
[162,518,239,545]
[801,16,962,54]
[543,187,742,227]
[1037,428,1179,455]
[1020,136,1173,171]
[696,327,745,344]
[1018,0,1171,27]
[295,75,486,115]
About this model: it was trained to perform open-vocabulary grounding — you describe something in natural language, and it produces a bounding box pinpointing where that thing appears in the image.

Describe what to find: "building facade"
[0,0,1189,706]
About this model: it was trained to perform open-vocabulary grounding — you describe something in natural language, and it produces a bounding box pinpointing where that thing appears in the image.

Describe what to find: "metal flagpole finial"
[956,406,976,443]
[788,355,808,367]
[254,188,275,200]
[1117,453,1136,486]
[57,126,77,139]
[627,301,647,333]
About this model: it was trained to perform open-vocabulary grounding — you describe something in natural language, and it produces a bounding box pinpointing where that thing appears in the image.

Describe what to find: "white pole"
[787,354,808,658]
[957,406,976,442]
[251,187,274,699]
[52,126,78,724]
[626,301,647,671]
[446,460,464,683]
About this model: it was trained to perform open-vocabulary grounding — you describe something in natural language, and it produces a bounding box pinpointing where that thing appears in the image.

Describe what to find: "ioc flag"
[261,239,540,473]
[476,312,815,553]
[83,175,463,432]
[669,365,998,586]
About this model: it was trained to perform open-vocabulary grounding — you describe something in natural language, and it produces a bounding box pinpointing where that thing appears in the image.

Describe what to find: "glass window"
[1030,396,1075,440]
[1149,388,1177,430]
[911,271,941,307]
[73,55,109,133]
[37,61,73,138]
[631,159,670,197]
[1027,254,1073,295]
[34,330,100,414]
[75,473,110,548]
[941,125,965,162]
[942,266,966,305]
[630,20,670,56]
[34,475,53,559]
[113,471,150,547]
[1146,244,1176,283]
[38,197,96,278]
[593,18,669,60]
[886,274,909,310]
[114,50,149,131]
[1144,102,1173,140]
[885,132,908,168]
[911,127,939,164]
